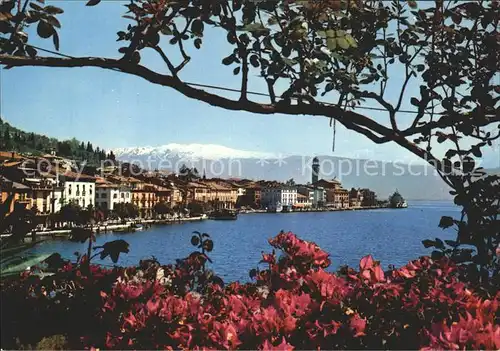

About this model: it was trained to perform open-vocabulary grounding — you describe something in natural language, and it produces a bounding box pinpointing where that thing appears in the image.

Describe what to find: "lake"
[28,201,461,282]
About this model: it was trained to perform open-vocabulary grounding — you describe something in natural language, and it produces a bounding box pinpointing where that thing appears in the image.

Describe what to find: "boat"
[113,227,133,233]
[131,223,144,231]
[389,190,408,208]
[266,202,283,213]
[208,209,238,220]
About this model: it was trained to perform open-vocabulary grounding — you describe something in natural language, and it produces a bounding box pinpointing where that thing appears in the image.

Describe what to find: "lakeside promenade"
[2,205,393,239]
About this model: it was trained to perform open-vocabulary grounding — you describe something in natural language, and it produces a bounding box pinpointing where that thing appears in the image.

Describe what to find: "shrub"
[1,232,498,350]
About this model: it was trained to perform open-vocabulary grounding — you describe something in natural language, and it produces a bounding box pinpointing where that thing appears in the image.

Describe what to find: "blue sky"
[1,2,499,167]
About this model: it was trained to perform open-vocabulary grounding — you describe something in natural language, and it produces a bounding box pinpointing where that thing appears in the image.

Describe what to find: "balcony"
[31,184,53,191]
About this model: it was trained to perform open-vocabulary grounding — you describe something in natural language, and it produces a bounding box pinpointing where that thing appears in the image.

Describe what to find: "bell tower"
[312,157,320,184]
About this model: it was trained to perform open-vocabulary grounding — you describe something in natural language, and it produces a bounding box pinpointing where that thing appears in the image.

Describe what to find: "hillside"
[0,117,114,165]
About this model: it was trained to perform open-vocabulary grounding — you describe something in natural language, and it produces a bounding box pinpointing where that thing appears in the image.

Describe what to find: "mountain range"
[114,144,455,201]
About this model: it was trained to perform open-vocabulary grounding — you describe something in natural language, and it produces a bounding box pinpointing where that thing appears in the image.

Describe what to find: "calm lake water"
[29,201,461,282]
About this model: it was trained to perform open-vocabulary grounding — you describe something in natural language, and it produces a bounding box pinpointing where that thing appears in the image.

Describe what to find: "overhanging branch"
[0,54,450,178]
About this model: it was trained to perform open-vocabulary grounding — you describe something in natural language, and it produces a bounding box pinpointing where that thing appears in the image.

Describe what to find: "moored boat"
[131,223,144,231]
[208,209,238,220]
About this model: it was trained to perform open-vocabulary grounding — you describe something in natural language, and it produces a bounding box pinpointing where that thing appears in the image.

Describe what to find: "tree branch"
[0,54,453,180]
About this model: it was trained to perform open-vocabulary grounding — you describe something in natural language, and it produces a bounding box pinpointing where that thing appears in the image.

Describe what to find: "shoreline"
[2,206,404,239]
[239,205,393,214]
[0,216,206,239]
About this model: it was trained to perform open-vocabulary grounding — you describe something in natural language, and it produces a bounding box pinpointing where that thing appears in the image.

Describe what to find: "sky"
[1,2,499,167]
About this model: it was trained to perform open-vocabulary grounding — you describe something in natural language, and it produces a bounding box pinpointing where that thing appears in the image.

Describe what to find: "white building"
[58,172,96,209]
[261,185,297,211]
[312,186,326,208]
[95,183,132,211]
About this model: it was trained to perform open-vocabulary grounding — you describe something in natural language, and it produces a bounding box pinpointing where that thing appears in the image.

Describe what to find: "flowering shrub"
[1,232,499,350]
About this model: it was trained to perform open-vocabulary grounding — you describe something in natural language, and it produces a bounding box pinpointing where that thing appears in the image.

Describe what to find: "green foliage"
[186,201,204,216]
[153,201,170,216]
[0,119,113,165]
[114,203,139,219]
[35,335,68,350]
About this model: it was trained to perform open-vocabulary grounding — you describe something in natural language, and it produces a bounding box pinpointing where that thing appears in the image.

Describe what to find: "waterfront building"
[0,158,64,214]
[166,181,183,208]
[312,186,326,208]
[261,184,297,211]
[349,188,364,208]
[297,185,315,208]
[202,180,238,210]
[186,181,211,204]
[95,178,132,211]
[0,175,31,213]
[295,193,312,208]
[361,188,377,206]
[57,171,96,209]
[107,175,143,190]
[314,179,349,208]
[237,182,261,208]
[154,185,172,204]
[132,184,157,218]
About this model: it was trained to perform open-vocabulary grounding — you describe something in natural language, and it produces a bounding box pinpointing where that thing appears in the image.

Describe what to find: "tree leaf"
[26,45,38,57]
[131,51,141,64]
[52,30,59,50]
[44,5,64,14]
[46,15,60,28]
[194,38,202,49]
[191,19,204,36]
[96,240,129,263]
[191,235,200,246]
[29,2,43,11]
[345,34,357,48]
[422,239,436,248]
[37,20,54,38]
[86,0,101,6]
[203,239,214,252]
[438,216,454,229]
[146,31,160,47]
[250,55,259,67]
[233,66,240,75]
[161,26,173,35]
[336,37,349,50]
[327,38,337,50]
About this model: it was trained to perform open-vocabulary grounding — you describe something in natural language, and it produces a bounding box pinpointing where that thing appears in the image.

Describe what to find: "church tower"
[312,157,320,184]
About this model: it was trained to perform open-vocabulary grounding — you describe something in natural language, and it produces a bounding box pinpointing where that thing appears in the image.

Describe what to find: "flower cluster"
[1,232,498,350]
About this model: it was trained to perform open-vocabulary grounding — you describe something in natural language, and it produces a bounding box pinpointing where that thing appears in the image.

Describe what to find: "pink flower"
[350,314,367,337]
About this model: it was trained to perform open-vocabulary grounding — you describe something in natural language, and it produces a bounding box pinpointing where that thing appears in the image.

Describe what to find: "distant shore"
[239,205,390,215]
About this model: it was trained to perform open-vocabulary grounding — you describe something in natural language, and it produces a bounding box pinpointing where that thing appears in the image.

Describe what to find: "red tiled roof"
[53,170,96,181]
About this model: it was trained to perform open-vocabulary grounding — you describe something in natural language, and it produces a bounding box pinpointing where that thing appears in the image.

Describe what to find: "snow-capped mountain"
[113,143,453,200]
[113,143,278,161]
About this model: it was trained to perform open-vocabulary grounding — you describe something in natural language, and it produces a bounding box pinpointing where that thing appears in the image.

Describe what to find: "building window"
[101,193,107,198]
[113,194,118,199]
